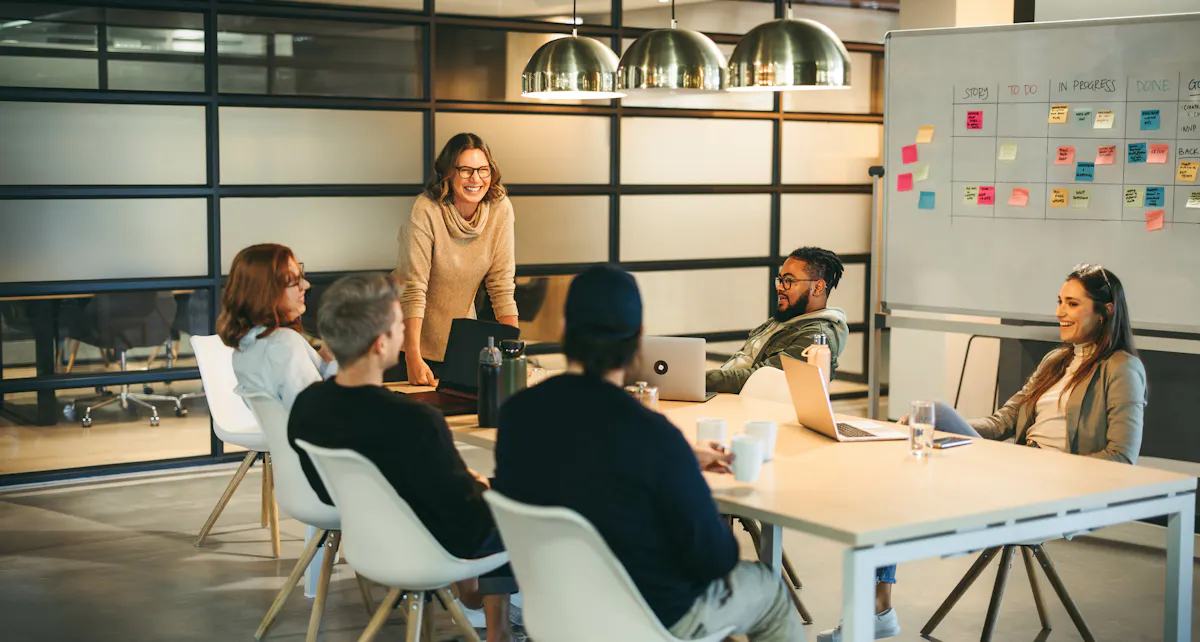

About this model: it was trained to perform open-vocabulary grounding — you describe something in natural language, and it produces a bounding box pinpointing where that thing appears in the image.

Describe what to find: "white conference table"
[391,384,1196,642]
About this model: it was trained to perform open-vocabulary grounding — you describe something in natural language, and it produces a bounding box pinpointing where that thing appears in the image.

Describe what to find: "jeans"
[469,530,518,595]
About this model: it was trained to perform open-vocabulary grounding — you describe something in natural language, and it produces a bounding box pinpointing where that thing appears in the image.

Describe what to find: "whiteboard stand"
[867,165,886,420]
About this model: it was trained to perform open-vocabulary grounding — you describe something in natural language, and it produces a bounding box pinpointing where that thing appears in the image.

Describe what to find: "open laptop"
[405,318,520,416]
[631,336,716,403]
[779,354,906,442]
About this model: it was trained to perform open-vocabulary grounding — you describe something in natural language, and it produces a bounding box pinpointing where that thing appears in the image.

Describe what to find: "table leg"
[842,549,876,642]
[757,522,783,574]
[1164,495,1195,642]
[28,300,59,425]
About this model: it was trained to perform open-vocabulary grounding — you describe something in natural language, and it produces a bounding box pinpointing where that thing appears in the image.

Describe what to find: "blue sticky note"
[1141,109,1161,130]
[918,191,936,210]
[1075,162,1095,182]
[1128,142,1148,163]
[1145,186,1165,207]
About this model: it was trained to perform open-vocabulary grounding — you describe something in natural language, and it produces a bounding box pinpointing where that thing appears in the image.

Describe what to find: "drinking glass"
[910,400,936,457]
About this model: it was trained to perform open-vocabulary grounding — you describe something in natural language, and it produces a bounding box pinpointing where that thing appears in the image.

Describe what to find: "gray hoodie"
[705,307,850,394]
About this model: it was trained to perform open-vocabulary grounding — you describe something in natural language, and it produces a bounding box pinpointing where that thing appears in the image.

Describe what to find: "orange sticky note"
[916,126,935,143]
[897,173,913,191]
[1055,146,1075,165]
[1050,188,1069,208]
[1096,145,1116,165]
[1149,144,1170,164]
[1048,104,1069,123]
[1178,161,1199,182]
[1008,188,1029,207]
[1146,210,1164,231]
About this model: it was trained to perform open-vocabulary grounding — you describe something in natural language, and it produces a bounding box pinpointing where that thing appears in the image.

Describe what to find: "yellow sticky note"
[1094,110,1115,129]
[998,142,1018,161]
[963,186,978,204]
[1071,188,1090,208]
[916,126,935,144]
[1050,188,1069,208]
[1124,187,1145,207]
[1048,104,1070,123]
[913,164,930,182]
[1178,161,1199,182]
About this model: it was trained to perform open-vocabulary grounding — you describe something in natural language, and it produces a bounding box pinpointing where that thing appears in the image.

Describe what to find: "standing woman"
[396,133,518,384]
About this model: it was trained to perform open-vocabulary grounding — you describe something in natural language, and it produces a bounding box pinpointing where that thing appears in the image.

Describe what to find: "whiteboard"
[882,13,1200,333]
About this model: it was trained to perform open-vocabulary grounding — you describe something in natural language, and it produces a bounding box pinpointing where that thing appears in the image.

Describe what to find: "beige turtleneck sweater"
[1026,343,1093,452]
[395,193,518,361]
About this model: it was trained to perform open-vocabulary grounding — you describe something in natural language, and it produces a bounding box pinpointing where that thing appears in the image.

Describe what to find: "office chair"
[64,292,187,427]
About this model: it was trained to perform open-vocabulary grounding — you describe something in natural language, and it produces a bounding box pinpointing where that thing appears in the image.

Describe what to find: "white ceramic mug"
[730,435,765,483]
[696,418,728,448]
[743,420,778,462]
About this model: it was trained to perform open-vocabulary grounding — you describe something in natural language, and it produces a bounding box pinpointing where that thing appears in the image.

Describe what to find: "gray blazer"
[969,349,1147,464]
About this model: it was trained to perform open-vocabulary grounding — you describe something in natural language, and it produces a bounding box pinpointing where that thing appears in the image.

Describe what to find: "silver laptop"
[632,336,717,403]
[780,354,906,442]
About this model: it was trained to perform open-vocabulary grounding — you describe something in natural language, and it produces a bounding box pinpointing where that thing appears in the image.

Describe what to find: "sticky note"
[1128,142,1148,163]
[1050,188,1069,208]
[964,185,978,204]
[1074,108,1092,123]
[1094,110,1115,129]
[913,164,930,182]
[1145,186,1165,207]
[1055,146,1075,165]
[966,110,983,130]
[902,144,918,164]
[1008,188,1029,207]
[1075,162,1095,182]
[1146,209,1164,231]
[1124,187,1144,207]
[1178,161,1199,182]
[998,143,1018,161]
[1187,191,1200,208]
[1048,104,1069,123]
[1096,145,1116,165]
[1071,189,1090,208]
[897,173,913,192]
[1149,144,1169,164]
[978,186,996,205]
[916,126,935,144]
[1141,109,1161,130]
[918,191,936,210]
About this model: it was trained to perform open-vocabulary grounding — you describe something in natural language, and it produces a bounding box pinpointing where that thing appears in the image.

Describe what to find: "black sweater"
[494,374,739,628]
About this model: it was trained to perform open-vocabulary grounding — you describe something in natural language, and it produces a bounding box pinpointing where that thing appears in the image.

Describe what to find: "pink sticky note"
[897,173,913,192]
[1146,210,1164,231]
[1008,188,1029,206]
[1096,145,1116,165]
[978,186,996,205]
[901,144,918,164]
[966,110,983,130]
[1055,146,1075,165]
[1149,144,1169,164]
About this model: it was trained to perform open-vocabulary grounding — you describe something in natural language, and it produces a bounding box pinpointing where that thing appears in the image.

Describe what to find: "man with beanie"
[493,265,805,641]
[707,246,849,394]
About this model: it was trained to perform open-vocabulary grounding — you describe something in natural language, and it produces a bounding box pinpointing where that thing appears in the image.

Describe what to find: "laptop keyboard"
[836,422,875,439]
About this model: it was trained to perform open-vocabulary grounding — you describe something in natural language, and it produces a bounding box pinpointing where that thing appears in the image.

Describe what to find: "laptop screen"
[439,318,521,394]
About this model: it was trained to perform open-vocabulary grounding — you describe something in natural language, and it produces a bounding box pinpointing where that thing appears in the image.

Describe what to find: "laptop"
[631,336,717,403]
[405,318,521,416]
[779,354,907,442]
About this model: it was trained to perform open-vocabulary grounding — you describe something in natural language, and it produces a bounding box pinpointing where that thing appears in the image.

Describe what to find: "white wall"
[1036,0,1200,21]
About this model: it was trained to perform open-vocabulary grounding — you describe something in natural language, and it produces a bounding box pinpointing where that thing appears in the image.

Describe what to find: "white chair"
[190,334,280,558]
[239,390,347,642]
[483,490,734,642]
[739,366,791,405]
[295,439,508,642]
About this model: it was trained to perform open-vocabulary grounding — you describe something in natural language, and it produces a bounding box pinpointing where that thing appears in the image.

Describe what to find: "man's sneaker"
[816,608,901,642]
[456,596,524,629]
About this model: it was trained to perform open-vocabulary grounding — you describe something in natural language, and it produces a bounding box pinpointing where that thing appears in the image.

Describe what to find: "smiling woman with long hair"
[394,133,519,384]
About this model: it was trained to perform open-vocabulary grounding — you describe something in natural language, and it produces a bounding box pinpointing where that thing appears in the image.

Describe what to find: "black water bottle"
[477,337,502,427]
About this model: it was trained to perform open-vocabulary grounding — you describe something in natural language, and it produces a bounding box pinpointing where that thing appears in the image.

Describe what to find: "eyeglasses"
[774,276,818,291]
[286,263,306,289]
[455,165,492,179]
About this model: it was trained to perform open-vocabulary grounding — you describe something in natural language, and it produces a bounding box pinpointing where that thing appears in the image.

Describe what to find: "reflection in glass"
[437,0,612,25]
[475,275,572,345]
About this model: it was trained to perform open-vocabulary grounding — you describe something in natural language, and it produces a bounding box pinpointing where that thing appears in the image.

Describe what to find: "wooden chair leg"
[1022,546,1052,631]
[421,599,437,640]
[356,573,376,617]
[256,530,328,640]
[306,531,341,642]
[261,454,270,528]
[1029,545,1096,642]
[357,588,403,642]
[437,588,482,642]
[146,344,161,370]
[981,546,1017,642]
[195,451,257,546]
[738,518,813,623]
[405,591,426,641]
[921,546,1003,636]
[65,340,80,374]
[265,456,281,559]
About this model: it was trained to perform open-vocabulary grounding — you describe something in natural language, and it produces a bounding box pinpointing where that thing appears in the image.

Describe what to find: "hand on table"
[406,355,435,386]
[694,441,734,475]
[468,468,491,489]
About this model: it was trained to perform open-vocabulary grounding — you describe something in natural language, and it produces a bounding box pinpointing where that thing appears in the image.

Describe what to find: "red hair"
[217,243,303,348]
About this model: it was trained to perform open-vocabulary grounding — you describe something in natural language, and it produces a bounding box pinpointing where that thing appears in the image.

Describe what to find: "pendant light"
[521,0,624,99]
[727,1,851,91]
[616,0,726,93]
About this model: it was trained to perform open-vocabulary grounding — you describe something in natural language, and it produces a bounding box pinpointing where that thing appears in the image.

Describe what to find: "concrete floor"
[1,461,1198,642]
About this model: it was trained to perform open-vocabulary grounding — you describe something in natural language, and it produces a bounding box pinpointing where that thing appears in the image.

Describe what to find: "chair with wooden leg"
[921,539,1096,642]
[190,334,280,558]
[296,440,510,642]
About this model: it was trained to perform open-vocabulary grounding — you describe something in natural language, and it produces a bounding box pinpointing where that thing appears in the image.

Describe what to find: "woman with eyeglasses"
[218,243,336,411]
[394,133,518,385]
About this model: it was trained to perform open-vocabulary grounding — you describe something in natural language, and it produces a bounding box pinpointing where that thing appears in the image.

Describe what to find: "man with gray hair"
[288,273,519,642]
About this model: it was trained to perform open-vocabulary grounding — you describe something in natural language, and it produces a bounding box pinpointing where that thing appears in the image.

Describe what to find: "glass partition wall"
[0,0,894,482]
